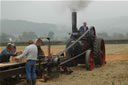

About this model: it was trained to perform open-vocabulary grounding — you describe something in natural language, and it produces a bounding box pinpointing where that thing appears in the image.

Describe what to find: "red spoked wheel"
[100,40,106,66]
[93,38,106,66]
[86,50,95,71]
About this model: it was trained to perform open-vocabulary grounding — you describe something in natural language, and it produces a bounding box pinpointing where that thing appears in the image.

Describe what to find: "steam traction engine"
[58,12,106,70]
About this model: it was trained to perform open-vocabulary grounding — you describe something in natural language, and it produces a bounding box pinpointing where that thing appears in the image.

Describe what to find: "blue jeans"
[25,60,36,80]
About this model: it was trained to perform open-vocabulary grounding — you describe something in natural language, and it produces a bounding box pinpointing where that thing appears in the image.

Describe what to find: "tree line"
[0,32,128,43]
[0,31,54,43]
[97,32,128,40]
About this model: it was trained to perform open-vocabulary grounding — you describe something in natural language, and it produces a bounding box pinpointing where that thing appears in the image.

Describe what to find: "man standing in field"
[15,40,38,85]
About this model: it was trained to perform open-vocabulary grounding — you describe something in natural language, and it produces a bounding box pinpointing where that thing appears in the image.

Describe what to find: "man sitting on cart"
[0,43,17,63]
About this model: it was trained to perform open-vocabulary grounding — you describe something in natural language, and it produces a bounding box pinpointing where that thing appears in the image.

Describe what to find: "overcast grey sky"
[1,0,128,26]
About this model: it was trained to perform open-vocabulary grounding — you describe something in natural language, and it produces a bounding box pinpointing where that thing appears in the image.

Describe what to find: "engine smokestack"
[72,12,78,33]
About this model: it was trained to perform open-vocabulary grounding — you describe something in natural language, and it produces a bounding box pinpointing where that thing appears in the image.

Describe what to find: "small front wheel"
[85,50,95,71]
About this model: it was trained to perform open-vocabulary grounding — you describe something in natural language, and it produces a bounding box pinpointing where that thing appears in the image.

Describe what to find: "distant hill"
[0,19,58,36]
[1,16,128,38]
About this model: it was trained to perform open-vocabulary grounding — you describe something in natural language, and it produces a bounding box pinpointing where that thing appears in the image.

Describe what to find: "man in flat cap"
[79,22,88,33]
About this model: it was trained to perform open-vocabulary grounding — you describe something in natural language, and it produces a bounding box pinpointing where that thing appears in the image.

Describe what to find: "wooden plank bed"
[0,62,23,67]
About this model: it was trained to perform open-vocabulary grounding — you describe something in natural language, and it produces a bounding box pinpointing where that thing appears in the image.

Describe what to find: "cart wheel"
[85,50,95,71]
[93,38,106,66]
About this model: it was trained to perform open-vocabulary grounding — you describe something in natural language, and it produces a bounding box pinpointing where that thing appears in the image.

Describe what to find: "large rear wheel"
[93,38,106,66]
[89,26,96,41]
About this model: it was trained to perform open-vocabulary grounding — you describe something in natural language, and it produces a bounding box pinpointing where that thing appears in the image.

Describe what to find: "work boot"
[43,75,50,82]
[27,80,31,85]
[32,80,36,85]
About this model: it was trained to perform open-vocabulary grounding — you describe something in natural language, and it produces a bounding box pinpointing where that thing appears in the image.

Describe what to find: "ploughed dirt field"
[0,44,128,85]
[1,44,127,61]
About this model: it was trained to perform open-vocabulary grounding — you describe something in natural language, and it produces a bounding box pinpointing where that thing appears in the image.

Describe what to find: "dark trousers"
[25,60,36,80]
[0,55,10,63]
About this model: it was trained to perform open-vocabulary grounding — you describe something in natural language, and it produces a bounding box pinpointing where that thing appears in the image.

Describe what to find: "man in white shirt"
[15,40,38,85]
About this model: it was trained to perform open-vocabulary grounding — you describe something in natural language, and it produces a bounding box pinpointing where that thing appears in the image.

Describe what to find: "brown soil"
[107,54,128,61]
[38,48,128,61]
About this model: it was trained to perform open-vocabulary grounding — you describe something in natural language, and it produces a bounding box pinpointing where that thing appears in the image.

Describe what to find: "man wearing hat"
[79,22,88,32]
[0,43,17,63]
[15,40,38,85]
